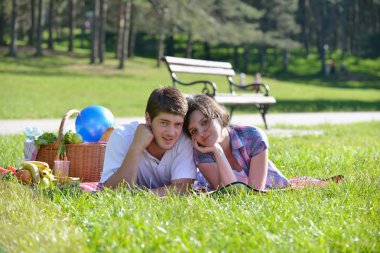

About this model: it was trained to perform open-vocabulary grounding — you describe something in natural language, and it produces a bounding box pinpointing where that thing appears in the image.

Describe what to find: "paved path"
[1,111,379,135]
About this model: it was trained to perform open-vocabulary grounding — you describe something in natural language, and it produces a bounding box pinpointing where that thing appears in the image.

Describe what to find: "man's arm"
[104,124,153,188]
[103,143,144,188]
[150,178,194,197]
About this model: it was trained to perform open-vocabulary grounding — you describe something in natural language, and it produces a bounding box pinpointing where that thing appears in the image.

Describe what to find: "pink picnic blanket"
[78,175,344,193]
[79,182,103,192]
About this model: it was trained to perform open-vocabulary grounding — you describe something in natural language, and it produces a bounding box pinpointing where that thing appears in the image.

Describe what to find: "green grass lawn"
[1,122,379,252]
[0,48,379,119]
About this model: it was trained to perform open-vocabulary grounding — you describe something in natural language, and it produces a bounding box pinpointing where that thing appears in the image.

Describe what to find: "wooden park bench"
[162,56,276,129]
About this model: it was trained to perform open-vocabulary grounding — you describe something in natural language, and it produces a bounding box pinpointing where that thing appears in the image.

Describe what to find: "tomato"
[0,167,8,176]
[6,166,17,175]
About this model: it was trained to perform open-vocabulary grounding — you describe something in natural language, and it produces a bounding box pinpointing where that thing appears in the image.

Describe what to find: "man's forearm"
[104,147,144,188]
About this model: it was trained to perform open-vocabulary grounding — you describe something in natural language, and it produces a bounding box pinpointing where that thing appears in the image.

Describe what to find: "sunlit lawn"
[1,122,379,252]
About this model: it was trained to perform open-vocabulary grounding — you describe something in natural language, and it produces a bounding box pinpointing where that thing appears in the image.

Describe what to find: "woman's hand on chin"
[192,137,219,154]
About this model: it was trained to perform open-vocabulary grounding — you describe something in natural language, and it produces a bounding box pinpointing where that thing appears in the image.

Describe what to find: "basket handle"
[53,109,81,149]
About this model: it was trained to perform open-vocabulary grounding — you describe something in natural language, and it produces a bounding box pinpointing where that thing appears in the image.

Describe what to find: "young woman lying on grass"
[184,94,290,191]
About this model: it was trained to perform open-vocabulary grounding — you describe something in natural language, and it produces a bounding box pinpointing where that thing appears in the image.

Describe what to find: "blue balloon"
[75,105,115,142]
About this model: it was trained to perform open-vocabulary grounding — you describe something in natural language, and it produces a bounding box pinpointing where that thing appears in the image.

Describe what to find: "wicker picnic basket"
[36,109,107,182]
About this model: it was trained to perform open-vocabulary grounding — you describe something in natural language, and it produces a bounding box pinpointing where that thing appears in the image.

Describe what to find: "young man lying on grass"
[100,87,197,196]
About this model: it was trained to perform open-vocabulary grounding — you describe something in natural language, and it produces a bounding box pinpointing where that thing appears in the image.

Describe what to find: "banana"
[39,177,50,189]
[41,167,52,174]
[39,170,55,181]
[39,169,51,178]
[21,162,41,184]
[38,165,52,173]
[27,161,49,168]
[27,161,51,172]
[46,173,55,182]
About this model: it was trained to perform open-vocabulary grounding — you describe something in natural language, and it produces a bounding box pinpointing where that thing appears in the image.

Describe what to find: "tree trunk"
[128,28,136,58]
[332,7,339,52]
[203,42,210,60]
[68,0,76,52]
[282,48,289,72]
[320,7,329,74]
[80,25,85,49]
[233,46,239,71]
[127,4,135,58]
[119,0,131,69]
[350,0,359,55]
[317,34,328,75]
[98,0,107,63]
[186,31,193,58]
[157,15,165,67]
[300,0,310,57]
[79,0,85,49]
[28,0,35,46]
[35,0,44,56]
[243,44,249,74]
[9,0,18,57]
[259,46,266,72]
[115,1,123,59]
[47,0,54,49]
[375,2,380,33]
[90,0,100,64]
[57,20,63,39]
[166,34,174,56]
[340,0,348,63]
[0,0,6,46]
[273,47,278,63]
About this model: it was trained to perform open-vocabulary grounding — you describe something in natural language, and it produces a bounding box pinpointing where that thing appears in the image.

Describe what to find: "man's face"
[148,112,184,151]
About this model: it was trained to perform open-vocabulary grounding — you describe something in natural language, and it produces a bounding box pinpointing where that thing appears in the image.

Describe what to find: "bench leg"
[229,106,236,118]
[258,105,270,130]
[229,104,270,130]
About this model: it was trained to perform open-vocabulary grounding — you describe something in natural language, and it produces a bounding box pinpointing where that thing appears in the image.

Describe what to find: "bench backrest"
[163,56,269,96]
[164,56,236,77]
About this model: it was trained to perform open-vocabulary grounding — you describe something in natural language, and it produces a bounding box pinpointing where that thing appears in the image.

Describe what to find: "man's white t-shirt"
[100,122,197,188]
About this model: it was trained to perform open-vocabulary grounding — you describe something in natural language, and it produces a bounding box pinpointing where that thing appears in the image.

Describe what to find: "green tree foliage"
[3,0,380,73]
[297,0,380,73]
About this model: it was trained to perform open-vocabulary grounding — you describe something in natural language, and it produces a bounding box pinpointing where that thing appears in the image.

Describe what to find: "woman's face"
[187,110,222,147]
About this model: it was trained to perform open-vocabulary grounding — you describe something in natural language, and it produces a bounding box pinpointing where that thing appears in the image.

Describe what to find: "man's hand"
[131,124,154,152]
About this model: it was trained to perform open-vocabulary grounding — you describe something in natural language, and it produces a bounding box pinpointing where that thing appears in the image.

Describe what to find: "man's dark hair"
[146,86,188,120]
